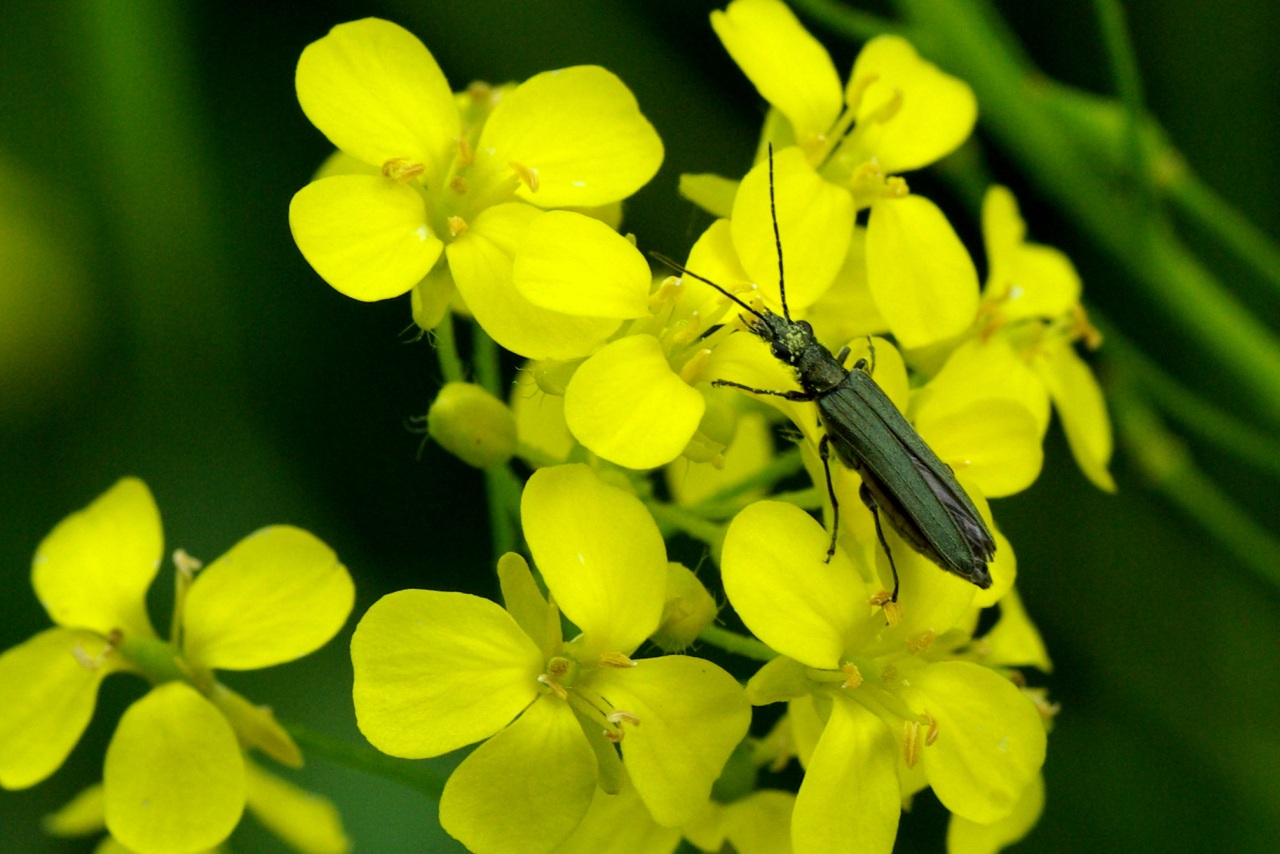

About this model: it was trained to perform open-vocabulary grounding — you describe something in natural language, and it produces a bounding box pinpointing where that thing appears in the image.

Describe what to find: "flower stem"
[432,313,466,385]
[698,625,777,662]
[1112,395,1280,591]
[286,723,446,800]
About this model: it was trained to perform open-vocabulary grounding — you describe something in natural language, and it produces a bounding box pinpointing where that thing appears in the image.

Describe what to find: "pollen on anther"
[381,158,425,183]
[510,161,539,193]
[902,720,921,768]
[448,216,468,237]
[608,710,640,728]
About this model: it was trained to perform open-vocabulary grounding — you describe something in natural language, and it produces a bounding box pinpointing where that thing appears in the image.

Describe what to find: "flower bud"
[427,382,517,468]
[651,563,718,652]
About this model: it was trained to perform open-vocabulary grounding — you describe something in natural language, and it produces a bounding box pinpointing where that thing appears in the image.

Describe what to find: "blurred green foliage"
[2,1,1277,851]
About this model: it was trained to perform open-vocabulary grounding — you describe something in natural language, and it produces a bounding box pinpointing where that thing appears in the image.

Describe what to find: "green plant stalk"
[698,625,777,662]
[432,313,466,385]
[1091,0,1152,203]
[1114,397,1280,590]
[287,723,446,799]
[1166,169,1280,302]
[1100,314,1280,478]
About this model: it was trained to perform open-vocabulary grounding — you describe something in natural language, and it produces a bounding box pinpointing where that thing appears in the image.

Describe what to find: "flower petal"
[557,772,683,854]
[676,217,753,327]
[181,526,353,670]
[866,194,980,350]
[723,790,797,854]
[513,211,650,318]
[289,175,441,302]
[522,465,667,655]
[983,186,1080,319]
[722,502,872,669]
[806,226,888,346]
[104,682,245,854]
[296,18,458,177]
[947,771,1045,854]
[849,36,977,173]
[351,589,543,758]
[711,0,843,147]
[33,477,160,639]
[918,337,1051,434]
[440,696,596,854]
[564,336,706,469]
[981,587,1052,673]
[916,399,1044,498]
[43,782,106,837]
[908,661,1046,823]
[679,173,739,219]
[792,699,899,854]
[732,148,854,313]
[0,628,124,789]
[244,761,350,854]
[1034,343,1116,492]
[477,66,662,208]
[448,203,620,360]
[593,656,751,826]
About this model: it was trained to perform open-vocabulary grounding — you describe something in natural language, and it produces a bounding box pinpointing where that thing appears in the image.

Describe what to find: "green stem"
[684,447,807,517]
[484,464,522,560]
[1091,0,1152,202]
[286,724,446,799]
[1166,169,1280,302]
[698,625,777,662]
[646,500,726,548]
[432,313,466,384]
[1113,397,1280,591]
[468,323,520,559]
[787,0,901,40]
[1101,316,1280,479]
[472,323,504,399]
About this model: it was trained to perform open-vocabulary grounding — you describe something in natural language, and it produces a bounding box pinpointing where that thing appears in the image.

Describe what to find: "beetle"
[654,151,994,601]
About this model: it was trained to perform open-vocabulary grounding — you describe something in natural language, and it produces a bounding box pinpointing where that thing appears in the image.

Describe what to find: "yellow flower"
[978,185,1115,491]
[701,0,981,351]
[721,501,1046,853]
[290,18,663,358]
[350,465,750,853]
[0,478,354,854]
[43,762,351,854]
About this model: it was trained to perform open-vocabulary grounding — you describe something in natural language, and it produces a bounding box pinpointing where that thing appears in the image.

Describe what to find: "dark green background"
[2,1,1277,851]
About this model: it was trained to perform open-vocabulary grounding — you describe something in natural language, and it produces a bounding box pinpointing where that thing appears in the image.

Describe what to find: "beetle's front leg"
[711,379,814,402]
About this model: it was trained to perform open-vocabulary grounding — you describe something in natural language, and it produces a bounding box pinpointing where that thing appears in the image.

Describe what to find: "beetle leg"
[859,482,901,602]
[712,379,814,401]
[851,337,877,376]
[818,434,839,564]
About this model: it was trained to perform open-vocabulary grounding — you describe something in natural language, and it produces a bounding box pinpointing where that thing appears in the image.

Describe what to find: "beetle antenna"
[649,252,767,322]
[768,143,790,321]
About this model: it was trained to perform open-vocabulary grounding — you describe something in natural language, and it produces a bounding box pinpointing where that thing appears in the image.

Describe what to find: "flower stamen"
[510,161,539,193]
[381,158,426,183]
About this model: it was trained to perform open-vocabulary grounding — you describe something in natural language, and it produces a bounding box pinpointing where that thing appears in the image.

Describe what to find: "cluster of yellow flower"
[0,2,1112,852]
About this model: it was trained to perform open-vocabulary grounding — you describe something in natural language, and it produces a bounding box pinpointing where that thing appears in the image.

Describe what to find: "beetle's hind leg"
[859,483,901,603]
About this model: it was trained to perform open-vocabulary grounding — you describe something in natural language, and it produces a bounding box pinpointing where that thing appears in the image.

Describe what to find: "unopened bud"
[427,382,517,468]
[651,563,718,652]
